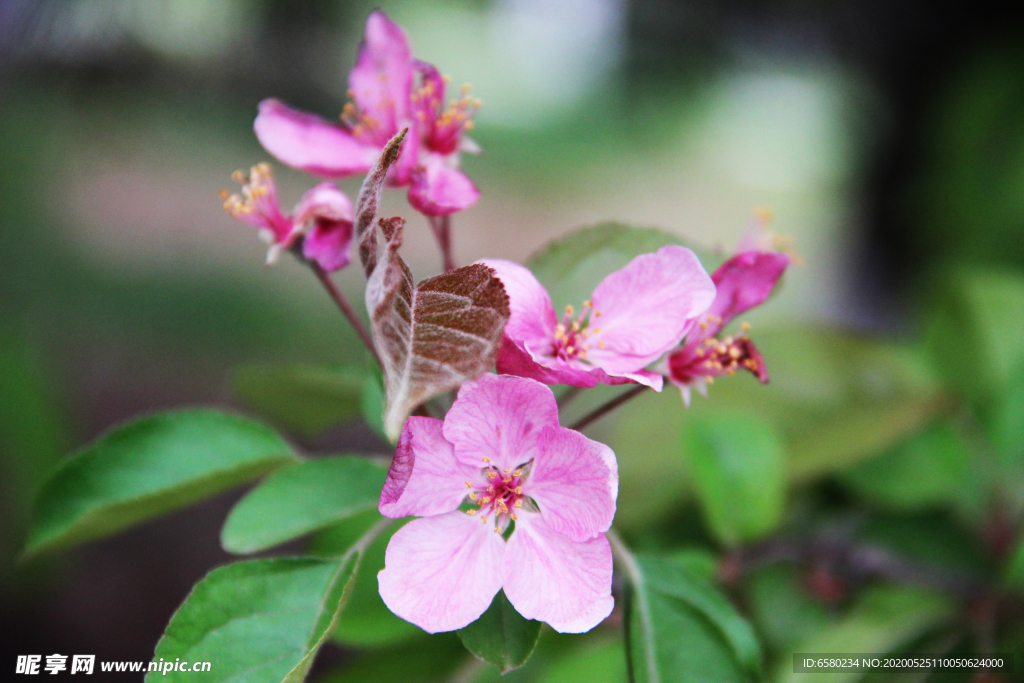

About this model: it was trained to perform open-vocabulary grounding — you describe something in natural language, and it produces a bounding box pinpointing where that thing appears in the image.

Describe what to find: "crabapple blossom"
[480,246,716,391]
[221,163,354,272]
[377,374,617,634]
[662,249,790,405]
[254,10,480,216]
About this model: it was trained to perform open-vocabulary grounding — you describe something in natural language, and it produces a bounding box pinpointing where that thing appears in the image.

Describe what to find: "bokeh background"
[2,0,1024,680]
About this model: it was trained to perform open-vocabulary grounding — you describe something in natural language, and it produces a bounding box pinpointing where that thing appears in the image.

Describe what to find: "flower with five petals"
[254,10,480,216]
[377,374,618,633]
[480,246,716,391]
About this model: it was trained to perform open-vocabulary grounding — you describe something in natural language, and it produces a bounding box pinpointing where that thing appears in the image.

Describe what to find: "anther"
[515,486,522,494]
[466,510,476,516]
[511,514,518,521]
[468,492,477,500]
[482,457,490,463]
[513,469,522,477]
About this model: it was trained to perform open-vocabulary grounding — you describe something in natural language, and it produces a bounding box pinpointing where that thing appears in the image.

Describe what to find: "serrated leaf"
[149,518,390,683]
[458,590,542,673]
[221,456,387,554]
[684,411,786,545]
[627,554,755,683]
[232,364,364,436]
[356,136,508,440]
[527,222,722,312]
[23,409,297,560]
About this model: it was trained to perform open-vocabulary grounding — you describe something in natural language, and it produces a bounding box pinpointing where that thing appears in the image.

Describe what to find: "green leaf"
[840,422,981,514]
[626,552,760,683]
[360,368,388,442]
[221,456,387,554]
[458,590,542,673]
[684,411,786,545]
[310,515,424,646]
[149,517,389,683]
[23,409,297,559]
[925,267,1024,403]
[527,222,721,313]
[232,364,364,436]
[747,566,830,651]
[989,374,1024,484]
[773,586,954,683]
[1005,536,1024,591]
[538,638,626,683]
[316,633,468,683]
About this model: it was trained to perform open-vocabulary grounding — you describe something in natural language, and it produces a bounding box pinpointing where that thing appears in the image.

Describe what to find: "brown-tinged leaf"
[355,129,407,277]
[366,220,509,439]
[355,130,509,440]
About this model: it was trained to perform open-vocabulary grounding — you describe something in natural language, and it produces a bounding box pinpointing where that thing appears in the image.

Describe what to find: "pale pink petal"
[378,512,504,633]
[477,259,557,349]
[380,417,483,519]
[706,251,789,328]
[254,99,379,178]
[502,515,614,633]
[292,182,353,225]
[495,338,663,389]
[588,245,715,374]
[349,10,413,141]
[407,162,480,216]
[528,426,617,542]
[443,374,559,471]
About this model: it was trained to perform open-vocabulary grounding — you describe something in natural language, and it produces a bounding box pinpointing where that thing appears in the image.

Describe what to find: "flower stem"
[568,385,647,431]
[311,262,382,367]
[428,214,456,272]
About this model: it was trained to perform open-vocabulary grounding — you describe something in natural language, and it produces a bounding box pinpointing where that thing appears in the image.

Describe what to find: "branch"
[569,385,647,431]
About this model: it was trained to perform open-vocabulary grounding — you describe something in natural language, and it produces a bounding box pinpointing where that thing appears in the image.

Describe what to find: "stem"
[606,528,642,588]
[607,529,658,683]
[428,214,456,272]
[569,385,647,431]
[557,386,583,409]
[311,263,381,367]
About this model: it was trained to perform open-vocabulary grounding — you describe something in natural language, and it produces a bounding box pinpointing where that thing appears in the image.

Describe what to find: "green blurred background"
[2,0,1024,680]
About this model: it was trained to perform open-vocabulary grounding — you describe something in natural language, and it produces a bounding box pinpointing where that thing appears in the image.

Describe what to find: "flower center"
[670,325,762,384]
[551,301,603,362]
[464,459,532,532]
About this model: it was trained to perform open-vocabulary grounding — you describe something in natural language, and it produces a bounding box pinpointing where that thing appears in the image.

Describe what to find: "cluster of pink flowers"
[223,10,789,637]
[222,10,479,273]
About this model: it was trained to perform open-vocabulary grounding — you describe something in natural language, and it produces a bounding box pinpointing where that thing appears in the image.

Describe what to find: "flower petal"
[350,10,414,141]
[707,251,789,327]
[303,219,353,272]
[408,161,480,216]
[292,182,353,225]
[443,374,559,471]
[254,99,379,178]
[378,512,505,633]
[478,259,557,350]
[588,245,716,373]
[502,515,614,633]
[380,417,483,519]
[528,426,617,542]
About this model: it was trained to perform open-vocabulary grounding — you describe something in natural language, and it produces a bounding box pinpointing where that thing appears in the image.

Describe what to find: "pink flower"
[377,374,618,634]
[662,250,790,405]
[479,246,716,391]
[253,11,480,216]
[221,163,353,272]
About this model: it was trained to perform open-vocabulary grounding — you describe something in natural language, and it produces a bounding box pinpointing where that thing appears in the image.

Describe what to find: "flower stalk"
[310,262,381,367]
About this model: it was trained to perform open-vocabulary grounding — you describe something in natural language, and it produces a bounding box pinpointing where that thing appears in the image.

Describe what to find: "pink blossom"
[253,11,480,216]
[221,163,353,272]
[377,374,617,634]
[662,250,790,405]
[479,246,716,391]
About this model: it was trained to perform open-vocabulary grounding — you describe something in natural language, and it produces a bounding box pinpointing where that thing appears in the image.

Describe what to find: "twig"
[557,386,583,409]
[428,214,456,272]
[310,263,381,367]
[569,385,647,431]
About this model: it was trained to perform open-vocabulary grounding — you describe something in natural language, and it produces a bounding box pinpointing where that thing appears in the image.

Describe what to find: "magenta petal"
[408,162,480,216]
[292,182,353,225]
[502,515,614,633]
[496,337,662,389]
[528,426,617,542]
[380,417,483,519]
[478,259,557,350]
[588,245,716,374]
[254,99,378,178]
[443,374,560,471]
[349,10,413,139]
[707,251,790,326]
[378,512,505,633]
[302,219,352,272]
